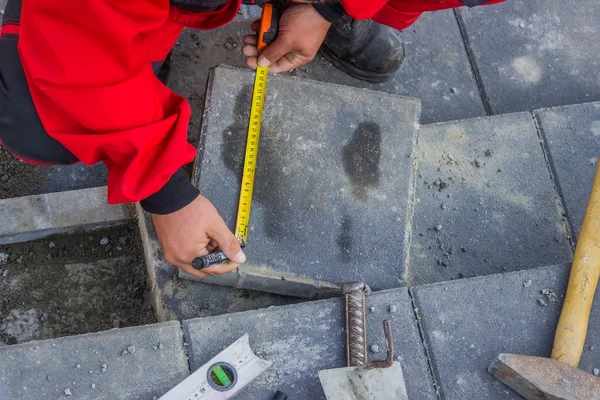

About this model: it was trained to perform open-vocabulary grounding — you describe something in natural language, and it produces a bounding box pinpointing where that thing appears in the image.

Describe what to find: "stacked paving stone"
[2,0,600,398]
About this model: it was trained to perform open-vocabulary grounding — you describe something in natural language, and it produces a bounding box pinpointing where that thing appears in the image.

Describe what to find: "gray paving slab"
[300,9,487,124]
[458,0,600,114]
[183,288,437,400]
[0,187,132,245]
[188,66,420,295]
[136,205,303,323]
[535,101,600,239]
[412,263,600,400]
[0,321,189,400]
[410,113,572,284]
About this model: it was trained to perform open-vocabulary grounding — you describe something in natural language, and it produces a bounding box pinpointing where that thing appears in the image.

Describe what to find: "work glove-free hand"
[242,4,331,73]
[152,195,246,279]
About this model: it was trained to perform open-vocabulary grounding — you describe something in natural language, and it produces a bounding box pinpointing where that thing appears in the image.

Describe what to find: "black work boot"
[320,17,405,84]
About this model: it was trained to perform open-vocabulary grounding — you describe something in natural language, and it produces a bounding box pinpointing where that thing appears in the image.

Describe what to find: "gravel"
[99,237,109,246]
[0,252,8,266]
[370,344,380,353]
[64,388,72,396]
[389,305,398,313]
[523,280,532,288]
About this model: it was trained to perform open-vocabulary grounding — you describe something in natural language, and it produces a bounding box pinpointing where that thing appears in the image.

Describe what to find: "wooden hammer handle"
[552,159,600,367]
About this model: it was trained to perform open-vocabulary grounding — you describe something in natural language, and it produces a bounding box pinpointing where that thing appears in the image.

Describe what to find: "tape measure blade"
[235,66,269,244]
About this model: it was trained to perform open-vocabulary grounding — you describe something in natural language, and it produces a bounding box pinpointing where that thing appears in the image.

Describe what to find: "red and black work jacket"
[0,0,502,214]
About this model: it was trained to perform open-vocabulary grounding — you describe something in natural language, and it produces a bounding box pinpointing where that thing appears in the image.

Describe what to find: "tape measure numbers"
[235,65,268,244]
[190,4,280,270]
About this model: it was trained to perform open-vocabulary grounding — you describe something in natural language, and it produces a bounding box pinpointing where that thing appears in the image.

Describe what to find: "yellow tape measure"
[234,65,269,245]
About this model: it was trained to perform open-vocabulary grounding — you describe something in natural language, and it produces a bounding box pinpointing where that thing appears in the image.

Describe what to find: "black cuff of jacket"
[313,3,345,23]
[139,168,200,214]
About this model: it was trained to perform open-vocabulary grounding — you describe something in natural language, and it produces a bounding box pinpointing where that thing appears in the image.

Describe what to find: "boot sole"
[319,45,400,84]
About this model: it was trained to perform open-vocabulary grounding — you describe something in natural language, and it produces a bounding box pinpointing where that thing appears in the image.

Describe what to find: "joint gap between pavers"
[136,204,168,323]
[531,111,576,252]
[453,9,493,116]
[191,67,217,186]
[407,287,442,400]
[404,129,420,286]
[178,320,194,376]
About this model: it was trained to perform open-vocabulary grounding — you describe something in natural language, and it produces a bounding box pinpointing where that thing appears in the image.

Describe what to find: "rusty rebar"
[368,320,395,368]
[342,282,370,367]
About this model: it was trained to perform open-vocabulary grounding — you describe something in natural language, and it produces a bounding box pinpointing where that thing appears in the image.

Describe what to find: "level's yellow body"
[235,66,269,245]
[552,158,600,367]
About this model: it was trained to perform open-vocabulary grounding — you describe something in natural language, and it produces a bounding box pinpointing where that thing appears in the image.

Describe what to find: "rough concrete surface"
[136,206,303,323]
[535,101,600,239]
[190,66,420,295]
[301,10,487,124]
[410,113,572,284]
[0,224,154,345]
[458,0,600,114]
[0,322,189,399]
[0,187,132,245]
[0,147,108,200]
[183,288,437,400]
[413,263,600,399]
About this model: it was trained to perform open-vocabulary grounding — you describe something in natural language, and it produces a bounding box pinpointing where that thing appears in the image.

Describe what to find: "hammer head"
[489,353,600,400]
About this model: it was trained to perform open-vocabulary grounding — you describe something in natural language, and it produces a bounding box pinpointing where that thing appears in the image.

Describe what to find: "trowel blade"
[318,362,408,400]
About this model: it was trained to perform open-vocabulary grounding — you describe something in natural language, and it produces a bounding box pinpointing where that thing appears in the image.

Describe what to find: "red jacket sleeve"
[18,0,196,204]
[342,0,505,31]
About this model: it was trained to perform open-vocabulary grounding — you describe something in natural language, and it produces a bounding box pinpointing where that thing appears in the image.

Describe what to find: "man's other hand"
[242,4,331,73]
[152,195,246,279]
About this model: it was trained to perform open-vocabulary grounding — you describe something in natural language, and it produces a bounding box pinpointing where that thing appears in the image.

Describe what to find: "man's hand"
[152,195,246,279]
[242,4,331,73]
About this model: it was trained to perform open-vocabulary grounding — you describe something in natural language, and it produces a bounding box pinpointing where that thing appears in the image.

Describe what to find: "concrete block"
[301,10,487,124]
[457,0,600,114]
[183,288,437,400]
[410,113,572,284]
[412,263,600,400]
[188,66,420,296]
[0,187,132,245]
[535,101,600,239]
[0,322,189,400]
[136,205,303,323]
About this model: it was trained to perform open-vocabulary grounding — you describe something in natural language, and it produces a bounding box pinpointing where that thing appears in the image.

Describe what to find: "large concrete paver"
[458,0,600,114]
[410,113,572,284]
[188,66,419,295]
[0,322,189,400]
[183,288,436,400]
[299,10,487,124]
[535,101,600,239]
[412,263,600,400]
[0,187,132,245]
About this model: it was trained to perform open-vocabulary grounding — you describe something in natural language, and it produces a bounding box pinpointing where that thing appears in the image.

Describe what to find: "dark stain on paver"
[337,214,353,262]
[343,122,382,201]
[221,86,289,239]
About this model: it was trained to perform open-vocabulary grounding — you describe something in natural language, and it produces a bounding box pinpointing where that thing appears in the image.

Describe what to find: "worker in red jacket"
[0,0,502,279]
